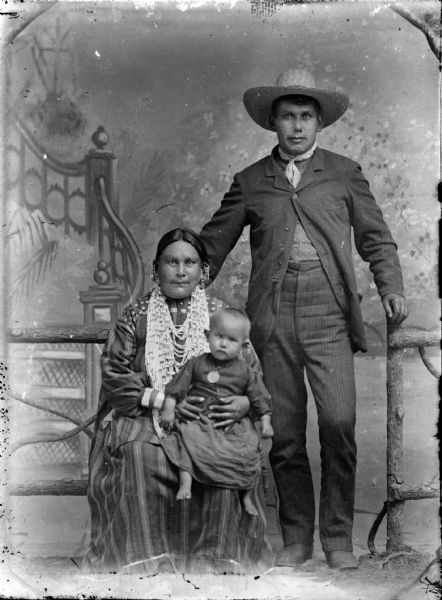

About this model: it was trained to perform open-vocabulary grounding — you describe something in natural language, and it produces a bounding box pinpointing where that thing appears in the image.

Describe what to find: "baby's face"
[207,314,246,361]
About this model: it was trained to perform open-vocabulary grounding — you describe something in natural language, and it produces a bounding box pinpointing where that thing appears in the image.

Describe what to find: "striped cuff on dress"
[140,387,165,409]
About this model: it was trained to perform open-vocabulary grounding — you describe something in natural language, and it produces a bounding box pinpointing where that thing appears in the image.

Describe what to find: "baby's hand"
[260,415,274,439]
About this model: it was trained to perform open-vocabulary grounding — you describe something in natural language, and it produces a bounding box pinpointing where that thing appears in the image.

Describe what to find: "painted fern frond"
[7,207,50,254]
[9,239,58,299]
[7,207,58,299]
[125,151,169,225]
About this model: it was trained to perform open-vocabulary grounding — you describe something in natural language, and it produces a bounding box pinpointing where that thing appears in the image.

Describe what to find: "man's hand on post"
[382,293,409,325]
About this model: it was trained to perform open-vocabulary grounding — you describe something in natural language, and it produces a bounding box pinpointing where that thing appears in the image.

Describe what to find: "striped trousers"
[259,261,357,553]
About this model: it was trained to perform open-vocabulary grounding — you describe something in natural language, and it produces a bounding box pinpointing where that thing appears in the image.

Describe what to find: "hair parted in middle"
[154,227,208,264]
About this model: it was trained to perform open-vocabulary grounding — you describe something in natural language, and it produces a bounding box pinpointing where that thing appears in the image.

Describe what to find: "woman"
[83,228,274,575]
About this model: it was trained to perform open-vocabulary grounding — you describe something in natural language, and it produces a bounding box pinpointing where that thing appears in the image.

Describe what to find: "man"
[199,68,408,570]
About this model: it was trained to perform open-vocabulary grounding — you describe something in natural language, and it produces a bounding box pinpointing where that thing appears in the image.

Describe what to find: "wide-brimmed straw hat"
[243,68,349,130]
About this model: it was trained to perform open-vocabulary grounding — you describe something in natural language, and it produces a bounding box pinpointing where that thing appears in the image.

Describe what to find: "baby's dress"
[161,353,271,490]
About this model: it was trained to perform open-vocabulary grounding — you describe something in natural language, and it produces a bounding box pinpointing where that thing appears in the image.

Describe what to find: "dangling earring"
[199,262,210,289]
[151,262,159,288]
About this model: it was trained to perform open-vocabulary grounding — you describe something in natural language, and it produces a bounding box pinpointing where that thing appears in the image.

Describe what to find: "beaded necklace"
[145,286,209,437]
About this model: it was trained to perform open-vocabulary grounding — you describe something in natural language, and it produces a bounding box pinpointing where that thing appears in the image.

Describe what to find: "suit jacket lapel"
[295,147,325,193]
[265,152,294,193]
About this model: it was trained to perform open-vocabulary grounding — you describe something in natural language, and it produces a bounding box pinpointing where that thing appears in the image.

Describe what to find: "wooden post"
[80,129,122,476]
[386,323,406,552]
[79,286,123,476]
[84,127,119,248]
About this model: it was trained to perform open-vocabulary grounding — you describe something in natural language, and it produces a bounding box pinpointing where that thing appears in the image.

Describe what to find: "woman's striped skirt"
[82,418,275,575]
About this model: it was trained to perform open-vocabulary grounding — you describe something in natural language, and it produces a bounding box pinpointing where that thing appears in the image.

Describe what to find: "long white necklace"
[145,286,209,438]
[145,286,209,393]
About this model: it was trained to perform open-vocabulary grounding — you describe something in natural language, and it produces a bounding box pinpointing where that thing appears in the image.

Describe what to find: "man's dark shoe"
[275,543,313,566]
[325,551,358,570]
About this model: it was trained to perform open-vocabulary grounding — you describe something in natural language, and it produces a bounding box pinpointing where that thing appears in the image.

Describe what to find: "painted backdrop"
[6,0,440,351]
[3,0,440,573]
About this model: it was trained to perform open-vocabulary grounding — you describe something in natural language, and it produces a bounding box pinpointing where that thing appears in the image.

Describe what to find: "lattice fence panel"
[13,397,86,422]
[16,438,80,465]
[12,342,87,465]
[32,343,86,388]
[37,359,85,387]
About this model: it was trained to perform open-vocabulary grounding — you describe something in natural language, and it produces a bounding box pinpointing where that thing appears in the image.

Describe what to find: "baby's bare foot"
[176,488,192,501]
[242,497,258,516]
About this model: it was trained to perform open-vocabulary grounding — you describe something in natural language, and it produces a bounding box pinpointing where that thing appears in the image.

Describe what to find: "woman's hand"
[175,396,205,423]
[208,395,250,429]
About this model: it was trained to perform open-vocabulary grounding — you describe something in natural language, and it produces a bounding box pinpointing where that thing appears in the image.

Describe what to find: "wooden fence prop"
[367,323,440,555]
[8,321,440,561]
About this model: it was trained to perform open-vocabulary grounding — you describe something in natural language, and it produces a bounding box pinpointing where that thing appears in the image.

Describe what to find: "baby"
[160,307,273,515]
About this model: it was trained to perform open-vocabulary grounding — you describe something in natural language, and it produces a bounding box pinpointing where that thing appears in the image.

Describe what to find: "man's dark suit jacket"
[200,146,404,354]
